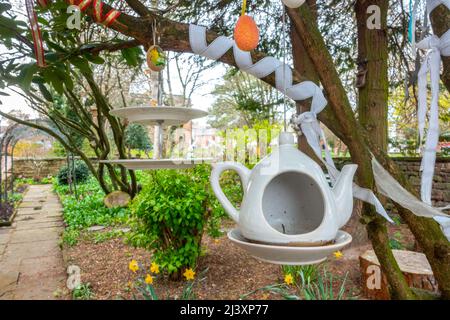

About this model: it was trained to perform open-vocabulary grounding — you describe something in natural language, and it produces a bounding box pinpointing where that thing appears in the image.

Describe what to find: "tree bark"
[355,0,389,152]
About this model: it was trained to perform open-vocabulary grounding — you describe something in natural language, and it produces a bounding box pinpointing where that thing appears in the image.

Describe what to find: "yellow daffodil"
[284,274,294,285]
[183,268,196,281]
[150,262,160,274]
[145,274,154,285]
[333,251,343,259]
[129,259,139,273]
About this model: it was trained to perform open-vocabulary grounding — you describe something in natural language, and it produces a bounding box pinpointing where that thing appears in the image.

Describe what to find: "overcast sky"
[0,0,226,127]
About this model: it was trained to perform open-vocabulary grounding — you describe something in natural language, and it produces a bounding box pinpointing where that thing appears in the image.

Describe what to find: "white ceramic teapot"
[210,132,357,246]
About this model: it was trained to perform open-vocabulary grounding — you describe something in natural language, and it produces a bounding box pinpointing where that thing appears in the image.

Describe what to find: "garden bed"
[62,221,365,300]
[0,184,28,227]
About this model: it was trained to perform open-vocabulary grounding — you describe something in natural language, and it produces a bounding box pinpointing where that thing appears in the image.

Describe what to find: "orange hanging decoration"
[234,0,259,52]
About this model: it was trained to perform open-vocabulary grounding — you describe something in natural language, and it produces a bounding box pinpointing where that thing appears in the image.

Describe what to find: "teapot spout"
[332,164,357,228]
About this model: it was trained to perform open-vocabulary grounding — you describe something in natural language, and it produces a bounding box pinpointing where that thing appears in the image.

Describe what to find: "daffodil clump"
[128,259,198,300]
[128,259,161,300]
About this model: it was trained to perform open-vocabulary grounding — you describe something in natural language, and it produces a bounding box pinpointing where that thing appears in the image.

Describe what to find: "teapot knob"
[279,132,295,145]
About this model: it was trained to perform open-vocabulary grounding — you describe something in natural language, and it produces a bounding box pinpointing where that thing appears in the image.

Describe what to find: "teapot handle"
[210,162,251,223]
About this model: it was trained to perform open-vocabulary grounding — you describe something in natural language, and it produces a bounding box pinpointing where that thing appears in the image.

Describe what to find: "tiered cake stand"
[100,106,212,170]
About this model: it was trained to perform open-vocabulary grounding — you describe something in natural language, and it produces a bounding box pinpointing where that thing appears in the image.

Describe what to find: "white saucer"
[110,107,207,126]
[227,229,352,265]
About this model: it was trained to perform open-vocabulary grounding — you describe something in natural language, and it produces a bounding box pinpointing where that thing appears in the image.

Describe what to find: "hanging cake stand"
[101,106,212,170]
[109,106,208,126]
[228,229,352,265]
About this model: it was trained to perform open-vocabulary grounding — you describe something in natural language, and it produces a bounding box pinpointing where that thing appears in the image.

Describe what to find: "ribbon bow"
[416,30,450,205]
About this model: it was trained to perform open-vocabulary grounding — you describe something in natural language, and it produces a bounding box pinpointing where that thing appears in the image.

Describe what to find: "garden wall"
[11,156,450,205]
[11,157,97,180]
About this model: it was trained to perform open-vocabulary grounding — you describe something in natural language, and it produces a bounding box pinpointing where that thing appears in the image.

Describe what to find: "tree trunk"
[355,0,389,152]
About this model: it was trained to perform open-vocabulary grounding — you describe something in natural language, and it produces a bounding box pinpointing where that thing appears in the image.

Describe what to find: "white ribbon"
[408,0,450,239]
[417,30,450,205]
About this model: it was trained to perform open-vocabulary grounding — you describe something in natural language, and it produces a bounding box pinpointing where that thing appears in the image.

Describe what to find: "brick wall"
[11,158,69,179]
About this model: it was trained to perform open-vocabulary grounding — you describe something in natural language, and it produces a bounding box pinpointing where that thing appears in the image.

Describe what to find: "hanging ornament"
[281,0,306,8]
[234,0,259,51]
[146,45,167,72]
[26,0,47,67]
[146,21,167,72]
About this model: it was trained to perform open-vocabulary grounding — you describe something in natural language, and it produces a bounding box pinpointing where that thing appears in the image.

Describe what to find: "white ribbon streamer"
[408,0,450,239]
[372,157,449,240]
[417,30,450,205]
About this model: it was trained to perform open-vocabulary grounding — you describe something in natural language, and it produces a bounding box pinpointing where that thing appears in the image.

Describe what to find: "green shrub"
[129,165,221,277]
[57,161,90,185]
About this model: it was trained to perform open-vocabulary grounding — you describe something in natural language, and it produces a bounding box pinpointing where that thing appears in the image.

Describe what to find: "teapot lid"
[279,132,295,145]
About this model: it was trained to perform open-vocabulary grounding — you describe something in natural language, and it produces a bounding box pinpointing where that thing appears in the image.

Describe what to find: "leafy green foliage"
[129,165,221,276]
[389,231,405,250]
[72,283,94,300]
[56,160,90,185]
[54,178,129,246]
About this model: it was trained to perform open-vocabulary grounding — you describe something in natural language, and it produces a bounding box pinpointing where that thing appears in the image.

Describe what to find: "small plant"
[389,231,404,250]
[242,266,351,300]
[72,283,94,300]
[129,165,221,278]
[281,264,319,285]
[300,268,349,300]
[62,228,80,246]
[57,160,90,185]
[128,260,203,300]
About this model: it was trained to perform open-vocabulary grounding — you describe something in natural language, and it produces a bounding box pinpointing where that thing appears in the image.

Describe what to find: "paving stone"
[18,202,43,209]
[9,228,62,244]
[0,271,19,299]
[3,240,61,260]
[0,231,11,245]
[0,185,65,300]
[87,225,106,232]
